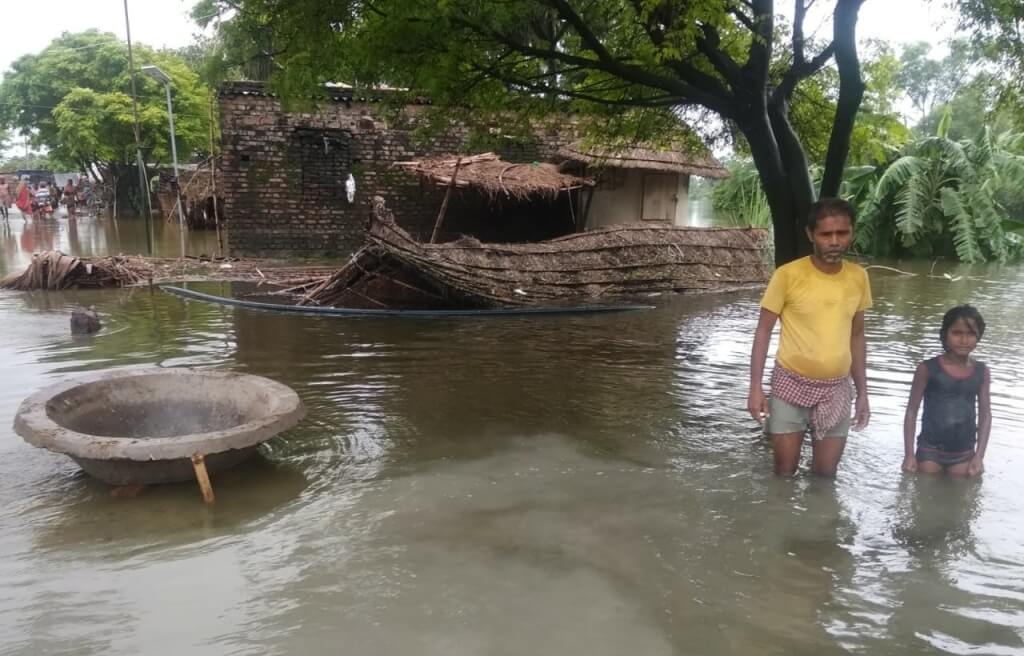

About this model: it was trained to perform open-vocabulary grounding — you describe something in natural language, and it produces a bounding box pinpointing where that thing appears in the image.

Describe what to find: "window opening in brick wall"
[293,128,355,201]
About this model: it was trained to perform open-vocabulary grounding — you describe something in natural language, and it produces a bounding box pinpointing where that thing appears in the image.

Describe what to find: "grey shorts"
[766,395,850,438]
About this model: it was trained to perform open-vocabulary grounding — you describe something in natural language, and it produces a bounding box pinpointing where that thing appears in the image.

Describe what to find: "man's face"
[806,213,853,264]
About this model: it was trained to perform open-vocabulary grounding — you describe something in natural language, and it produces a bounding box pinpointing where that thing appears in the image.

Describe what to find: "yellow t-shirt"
[760,256,872,380]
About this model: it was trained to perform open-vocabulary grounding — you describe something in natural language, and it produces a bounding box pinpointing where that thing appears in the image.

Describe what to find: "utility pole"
[142,65,186,259]
[123,0,154,255]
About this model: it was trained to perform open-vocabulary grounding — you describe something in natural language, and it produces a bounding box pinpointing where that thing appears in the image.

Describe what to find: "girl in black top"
[903,305,992,476]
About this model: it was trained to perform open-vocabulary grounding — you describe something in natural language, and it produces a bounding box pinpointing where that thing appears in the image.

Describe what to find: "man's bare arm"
[850,310,870,429]
[748,308,779,422]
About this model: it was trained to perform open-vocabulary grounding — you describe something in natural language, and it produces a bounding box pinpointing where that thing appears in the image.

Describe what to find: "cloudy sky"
[1,1,202,76]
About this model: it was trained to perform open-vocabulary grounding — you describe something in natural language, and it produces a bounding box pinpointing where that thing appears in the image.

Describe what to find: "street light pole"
[163,81,187,260]
[142,65,186,259]
[122,0,153,255]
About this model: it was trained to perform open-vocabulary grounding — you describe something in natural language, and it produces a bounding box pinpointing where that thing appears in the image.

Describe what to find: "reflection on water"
[0,212,220,277]
[0,220,1023,653]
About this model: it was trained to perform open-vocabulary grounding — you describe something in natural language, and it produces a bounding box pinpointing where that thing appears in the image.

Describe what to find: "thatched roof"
[558,142,729,179]
[395,152,593,200]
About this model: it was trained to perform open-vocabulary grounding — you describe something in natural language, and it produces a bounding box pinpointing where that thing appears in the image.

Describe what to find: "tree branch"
[769,0,836,104]
[546,0,618,65]
[793,0,808,65]
[820,0,866,197]
[727,5,756,32]
[773,42,835,103]
[468,61,681,107]
[627,1,738,102]
[454,15,733,114]
[696,22,743,86]
[742,0,774,88]
[545,0,737,108]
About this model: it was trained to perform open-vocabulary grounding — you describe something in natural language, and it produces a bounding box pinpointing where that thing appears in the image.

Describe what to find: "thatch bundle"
[299,197,771,309]
[0,252,151,290]
[157,159,222,230]
[1,250,344,291]
[168,167,216,206]
[291,246,460,309]
[395,152,593,200]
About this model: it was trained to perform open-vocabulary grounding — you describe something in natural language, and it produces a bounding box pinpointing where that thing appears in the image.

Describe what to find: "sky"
[0,0,960,78]
[1,0,958,154]
[1,1,202,77]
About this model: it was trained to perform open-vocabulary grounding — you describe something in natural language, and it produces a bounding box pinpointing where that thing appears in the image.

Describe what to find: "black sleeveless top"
[918,357,986,452]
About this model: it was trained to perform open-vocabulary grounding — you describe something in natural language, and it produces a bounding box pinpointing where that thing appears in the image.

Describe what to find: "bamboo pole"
[429,156,462,243]
[191,453,216,504]
[579,186,595,232]
[209,93,222,256]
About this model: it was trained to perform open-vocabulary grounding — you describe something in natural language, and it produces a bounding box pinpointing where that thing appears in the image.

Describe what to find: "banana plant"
[857,109,1024,263]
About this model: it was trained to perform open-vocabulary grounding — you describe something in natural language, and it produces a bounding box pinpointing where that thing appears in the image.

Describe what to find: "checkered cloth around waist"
[770,364,854,439]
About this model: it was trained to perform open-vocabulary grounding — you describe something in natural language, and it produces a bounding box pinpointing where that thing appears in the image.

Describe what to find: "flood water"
[0,211,220,277]
[1,214,1023,655]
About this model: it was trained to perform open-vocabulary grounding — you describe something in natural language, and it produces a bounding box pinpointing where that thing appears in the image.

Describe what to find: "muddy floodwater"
[1,215,1023,655]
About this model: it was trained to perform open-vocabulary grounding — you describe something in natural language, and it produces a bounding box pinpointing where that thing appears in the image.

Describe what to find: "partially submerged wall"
[585,170,692,229]
[219,83,565,258]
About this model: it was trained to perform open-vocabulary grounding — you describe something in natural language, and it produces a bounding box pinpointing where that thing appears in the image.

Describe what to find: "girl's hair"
[940,304,986,347]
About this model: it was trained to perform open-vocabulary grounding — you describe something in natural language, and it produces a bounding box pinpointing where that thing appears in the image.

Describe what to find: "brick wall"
[219,83,566,259]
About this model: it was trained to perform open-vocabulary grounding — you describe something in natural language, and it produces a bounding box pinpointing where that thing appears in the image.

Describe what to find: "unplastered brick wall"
[219,83,567,259]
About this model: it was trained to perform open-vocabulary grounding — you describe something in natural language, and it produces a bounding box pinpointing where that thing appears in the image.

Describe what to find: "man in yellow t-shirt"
[748,198,872,477]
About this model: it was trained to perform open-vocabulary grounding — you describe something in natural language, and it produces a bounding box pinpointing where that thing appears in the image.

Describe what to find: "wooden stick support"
[430,156,462,243]
[191,453,216,505]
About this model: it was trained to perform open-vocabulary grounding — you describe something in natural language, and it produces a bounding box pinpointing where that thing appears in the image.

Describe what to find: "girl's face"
[944,317,980,356]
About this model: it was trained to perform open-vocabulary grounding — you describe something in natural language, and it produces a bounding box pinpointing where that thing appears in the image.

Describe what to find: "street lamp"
[141,64,186,259]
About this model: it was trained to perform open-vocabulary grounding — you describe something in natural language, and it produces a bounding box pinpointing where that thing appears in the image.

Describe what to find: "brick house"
[218,81,567,258]
[218,81,728,260]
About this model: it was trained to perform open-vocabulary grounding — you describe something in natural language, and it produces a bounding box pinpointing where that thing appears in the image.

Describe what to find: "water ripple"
[1,261,1023,653]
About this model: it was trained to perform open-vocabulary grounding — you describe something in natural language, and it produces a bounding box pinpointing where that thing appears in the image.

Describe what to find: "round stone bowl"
[13,368,305,486]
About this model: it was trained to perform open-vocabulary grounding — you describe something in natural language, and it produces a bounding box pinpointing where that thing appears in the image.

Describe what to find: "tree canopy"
[0,30,213,180]
[956,0,1024,77]
[196,0,871,264]
[0,152,52,171]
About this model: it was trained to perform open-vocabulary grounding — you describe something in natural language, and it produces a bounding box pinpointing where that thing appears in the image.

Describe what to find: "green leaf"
[874,156,924,201]
[893,169,933,245]
[936,104,952,139]
[940,187,982,263]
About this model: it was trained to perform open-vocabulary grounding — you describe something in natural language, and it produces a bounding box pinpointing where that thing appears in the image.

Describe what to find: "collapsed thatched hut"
[557,141,729,230]
[293,196,771,310]
[394,152,594,243]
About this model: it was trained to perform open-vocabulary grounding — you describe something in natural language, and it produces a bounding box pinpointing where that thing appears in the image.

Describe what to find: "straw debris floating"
[0,252,151,290]
[0,251,339,291]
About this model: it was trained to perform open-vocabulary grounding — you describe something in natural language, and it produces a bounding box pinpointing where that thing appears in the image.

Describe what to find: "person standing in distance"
[748,198,872,477]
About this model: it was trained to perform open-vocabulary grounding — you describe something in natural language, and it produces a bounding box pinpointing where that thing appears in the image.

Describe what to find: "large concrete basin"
[13,368,305,485]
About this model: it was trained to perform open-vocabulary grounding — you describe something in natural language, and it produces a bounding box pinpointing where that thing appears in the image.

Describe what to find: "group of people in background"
[0,175,91,221]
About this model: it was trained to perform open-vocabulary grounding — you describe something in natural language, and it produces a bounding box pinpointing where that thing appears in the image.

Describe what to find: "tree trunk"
[107,161,149,219]
[820,0,867,197]
[738,113,815,267]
